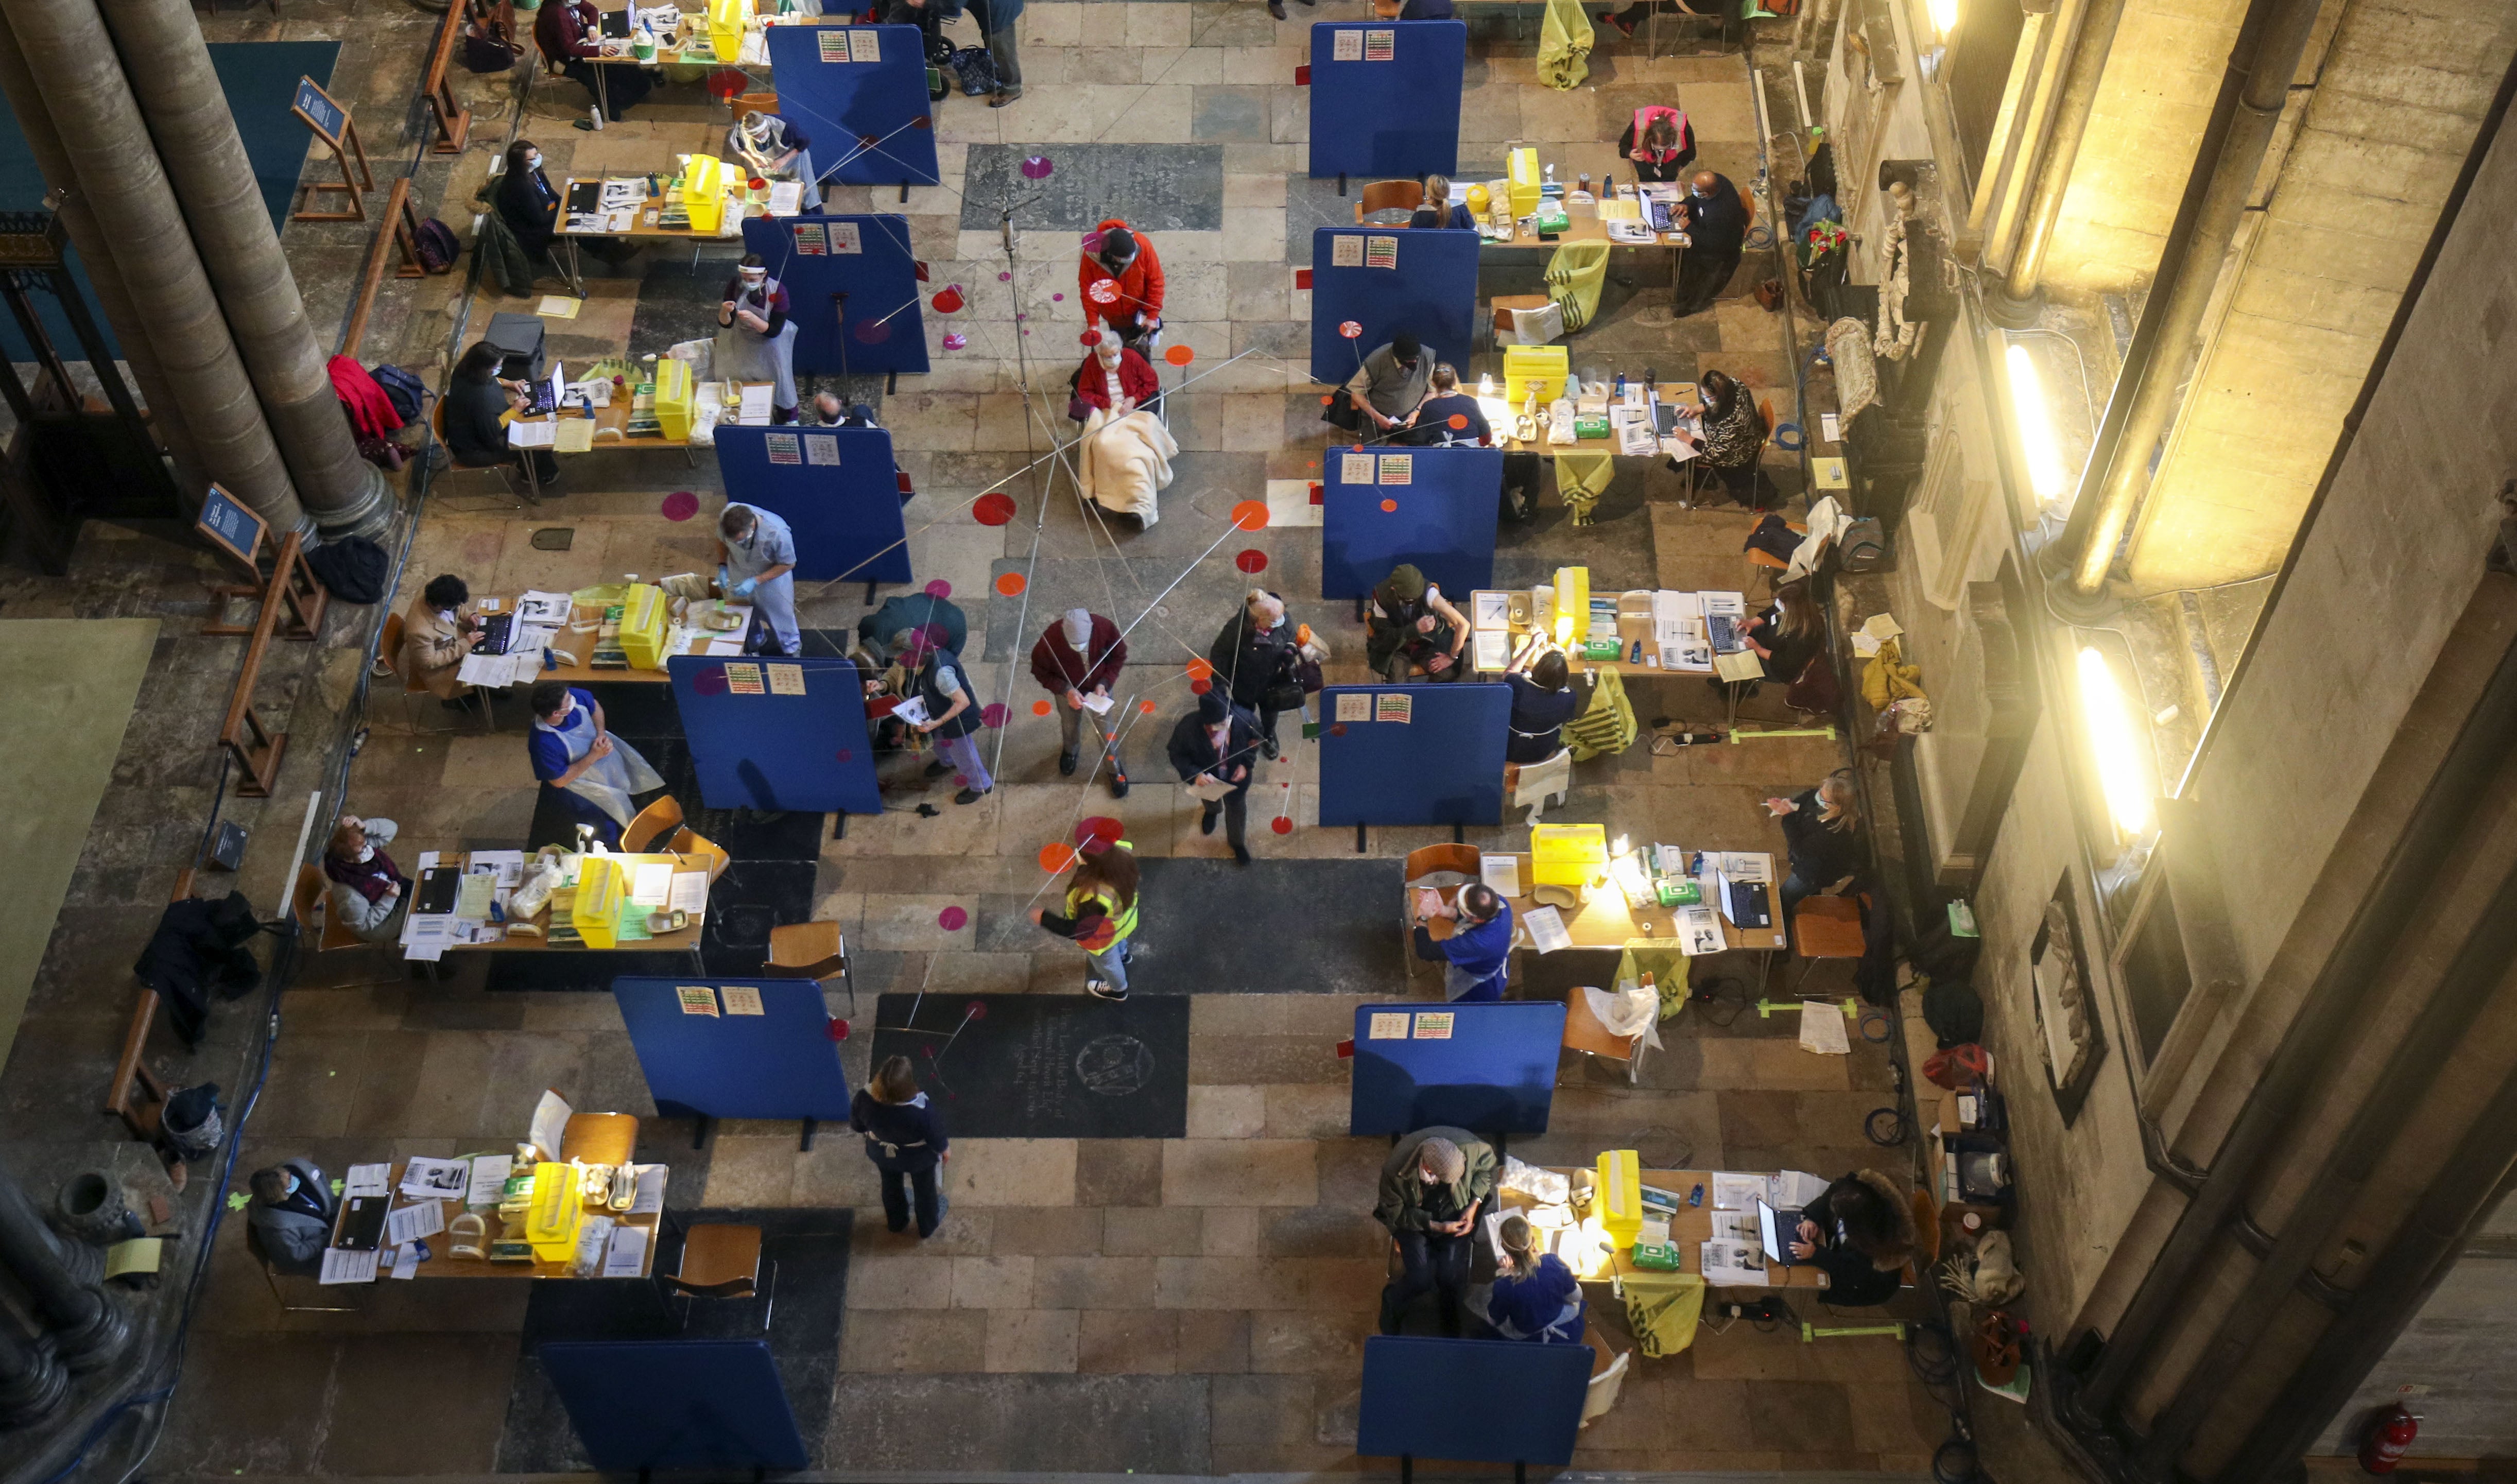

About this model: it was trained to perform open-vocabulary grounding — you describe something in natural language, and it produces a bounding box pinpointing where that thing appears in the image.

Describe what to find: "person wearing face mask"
[1672,169,1747,317]
[1077,221,1165,349]
[1067,333,1161,423]
[248,1161,338,1274]
[494,140,563,268]
[716,502,800,657]
[1331,331,1430,436]
[398,573,482,704]
[1373,1127,1497,1335]
[716,254,800,423]
[446,341,563,491]
[1208,589,1302,758]
[1617,106,1695,183]
[323,815,411,944]
[1765,769,1867,929]
[729,110,822,212]
[805,391,879,428]
[1411,882,1514,1002]
[536,0,654,121]
[526,681,667,849]
[1681,368,1767,504]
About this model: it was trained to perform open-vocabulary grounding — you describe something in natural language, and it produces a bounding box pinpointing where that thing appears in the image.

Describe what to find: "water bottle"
[1613,371,1626,399]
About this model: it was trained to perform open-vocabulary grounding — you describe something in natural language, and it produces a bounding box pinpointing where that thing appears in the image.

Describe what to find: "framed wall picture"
[2029,867,2107,1126]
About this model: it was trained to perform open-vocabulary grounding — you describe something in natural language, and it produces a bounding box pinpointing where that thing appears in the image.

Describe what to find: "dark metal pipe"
[97,0,392,539]
[0,1312,67,1428]
[0,0,303,530]
[2080,612,2517,1415]
[2217,1081,2517,1482]
[2133,833,2517,1471]
[0,1155,126,1372]
[1988,0,2125,320]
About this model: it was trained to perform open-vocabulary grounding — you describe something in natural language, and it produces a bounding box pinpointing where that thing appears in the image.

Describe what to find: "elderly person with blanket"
[1073,332,1177,528]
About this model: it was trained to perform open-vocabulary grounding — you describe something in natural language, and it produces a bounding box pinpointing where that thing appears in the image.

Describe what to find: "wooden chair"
[1401,844,1483,985]
[620,796,685,854]
[1563,983,1649,1084]
[560,1111,641,1165]
[667,825,730,884]
[1579,1318,1631,1425]
[1788,894,1868,992]
[1353,179,1422,225]
[429,400,524,501]
[1746,519,1809,575]
[1490,292,1551,348]
[732,90,779,118]
[662,1222,774,1330]
[293,864,380,952]
[247,1224,361,1314]
[767,921,854,1015]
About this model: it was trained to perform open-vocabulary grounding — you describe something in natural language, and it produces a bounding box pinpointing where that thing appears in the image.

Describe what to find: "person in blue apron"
[715,255,800,422]
[1410,882,1514,1001]
[850,1055,950,1237]
[525,681,667,849]
[718,502,800,656]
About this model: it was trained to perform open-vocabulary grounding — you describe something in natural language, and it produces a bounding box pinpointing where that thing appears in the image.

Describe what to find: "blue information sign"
[195,482,265,573]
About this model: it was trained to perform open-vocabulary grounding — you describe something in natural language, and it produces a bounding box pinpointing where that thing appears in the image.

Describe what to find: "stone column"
[0,1155,128,1373]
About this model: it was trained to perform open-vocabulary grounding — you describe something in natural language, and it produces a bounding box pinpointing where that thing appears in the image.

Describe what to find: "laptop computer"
[476,612,517,655]
[333,1195,390,1252]
[525,361,566,416]
[1756,1198,1808,1267]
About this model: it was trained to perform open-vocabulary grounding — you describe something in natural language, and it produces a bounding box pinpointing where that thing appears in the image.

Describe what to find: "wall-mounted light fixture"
[2006,341,2069,507]
[2077,645,2157,840]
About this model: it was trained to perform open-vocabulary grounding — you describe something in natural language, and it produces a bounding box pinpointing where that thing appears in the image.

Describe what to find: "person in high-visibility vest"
[1028,836,1140,1000]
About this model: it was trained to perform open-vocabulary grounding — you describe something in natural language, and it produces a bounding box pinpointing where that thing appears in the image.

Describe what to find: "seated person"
[1331,331,1430,436]
[1679,368,1767,504]
[1477,1214,1587,1341]
[535,0,655,120]
[247,1160,336,1275]
[805,391,880,427]
[444,340,560,491]
[1411,882,1514,1002]
[1408,172,1476,229]
[398,573,480,704]
[1374,1126,1496,1335]
[1401,363,1490,447]
[1365,563,1469,682]
[1618,106,1696,183]
[493,140,562,270]
[527,681,665,849]
[323,814,409,944]
[1787,1169,1917,1307]
[1505,649,1579,762]
[1726,578,1822,696]
[1070,334,1161,423]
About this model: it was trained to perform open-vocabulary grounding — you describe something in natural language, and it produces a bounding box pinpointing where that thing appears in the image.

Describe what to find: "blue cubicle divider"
[713,424,912,586]
[1348,1001,1565,1135]
[1307,21,1466,180]
[742,214,930,376]
[1320,443,1501,601]
[1309,227,1477,385]
[541,1340,811,1472]
[1357,1336,1592,1467]
[666,656,885,816]
[613,977,855,1124]
[764,25,939,187]
[1316,683,1509,830]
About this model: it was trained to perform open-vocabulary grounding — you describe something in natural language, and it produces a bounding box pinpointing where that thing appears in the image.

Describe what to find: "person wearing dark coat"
[247,1160,336,1275]
[1373,1126,1497,1336]
[493,140,561,263]
[1029,608,1128,783]
[444,340,561,488]
[851,1056,951,1237]
[1208,589,1301,756]
[1168,688,1264,865]
[1684,368,1767,505]
[1787,1169,1916,1307]
[1672,170,1748,316]
[1765,769,1867,927]
[536,0,654,119]
[1504,650,1579,763]
[1479,1213,1587,1341]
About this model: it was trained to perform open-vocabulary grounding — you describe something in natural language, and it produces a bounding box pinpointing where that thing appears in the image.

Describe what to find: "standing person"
[1263,0,1313,20]
[1078,221,1165,349]
[1672,170,1747,316]
[716,255,800,423]
[1068,333,1161,422]
[1168,687,1263,865]
[903,633,993,805]
[1373,1127,1496,1336]
[1617,106,1695,182]
[850,1056,951,1238]
[1408,174,1475,229]
[1400,364,1490,447]
[246,1160,336,1275]
[493,141,562,269]
[1365,564,1469,682]
[1410,882,1514,1002]
[883,0,960,59]
[323,815,410,945]
[444,341,561,491]
[728,110,821,212]
[1332,331,1431,436]
[1784,1169,1916,1307]
[1028,608,1128,784]
[716,503,800,657]
[526,681,667,849]
[1478,1214,1587,1341]
[398,573,480,704]
[1681,368,1767,505]
[1027,835,1139,1000]
[1504,649,1579,762]
[536,0,654,120]
[968,0,1023,106]
[1764,768,1866,924]
[1208,589,1302,758]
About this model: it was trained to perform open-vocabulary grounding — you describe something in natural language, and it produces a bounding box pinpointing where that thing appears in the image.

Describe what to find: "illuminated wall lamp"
[2006,341,2070,507]
[2076,646,2157,841]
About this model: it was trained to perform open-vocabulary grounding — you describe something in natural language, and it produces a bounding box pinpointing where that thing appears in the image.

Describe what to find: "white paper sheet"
[737,384,773,424]
[1079,691,1114,714]
[343,1163,393,1198]
[602,1225,650,1278]
[467,1154,514,1206]
[400,1157,470,1200]
[668,872,709,916]
[386,1200,446,1246]
[508,420,558,448]
[389,1243,421,1280]
[630,1165,668,1215]
[530,1089,573,1163]
[1479,854,1520,896]
[1799,1001,1851,1055]
[1710,1172,1769,1211]
[1521,904,1572,954]
[517,591,574,624]
[320,1247,380,1285]
[629,863,674,906]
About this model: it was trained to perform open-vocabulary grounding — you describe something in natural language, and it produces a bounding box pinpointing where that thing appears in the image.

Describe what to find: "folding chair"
[620,795,686,853]
[660,1221,775,1331]
[1787,894,1867,991]
[767,920,855,1016]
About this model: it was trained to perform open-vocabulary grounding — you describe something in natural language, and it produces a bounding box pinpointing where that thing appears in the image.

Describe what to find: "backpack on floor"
[371,363,430,424]
[413,217,460,274]
[1839,516,1889,572]
[949,45,997,95]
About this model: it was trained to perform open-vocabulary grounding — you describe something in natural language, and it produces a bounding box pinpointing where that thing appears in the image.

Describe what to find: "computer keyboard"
[1708,615,1740,652]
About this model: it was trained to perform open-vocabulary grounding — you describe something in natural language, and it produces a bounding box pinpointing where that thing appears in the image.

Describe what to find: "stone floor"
[0,0,2032,1478]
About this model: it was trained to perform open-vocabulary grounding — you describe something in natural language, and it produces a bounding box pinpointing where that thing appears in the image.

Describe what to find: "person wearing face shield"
[1077,221,1164,349]
[716,253,801,422]
[728,110,822,212]
[718,502,801,657]
[1671,168,1747,317]
[1373,1127,1497,1335]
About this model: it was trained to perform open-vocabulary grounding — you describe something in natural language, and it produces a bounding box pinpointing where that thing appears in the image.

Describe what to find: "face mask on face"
[356,844,375,864]
[526,154,542,171]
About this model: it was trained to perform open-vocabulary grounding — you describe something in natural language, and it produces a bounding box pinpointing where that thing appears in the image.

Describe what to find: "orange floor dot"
[1380,498,1398,512]
[1032,699,1053,716]
[1230,500,1269,531]
[995,572,1027,596]
[1038,842,1076,872]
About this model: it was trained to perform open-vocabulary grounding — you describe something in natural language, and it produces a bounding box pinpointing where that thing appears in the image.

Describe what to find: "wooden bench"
[107,870,195,1142]
[339,177,437,358]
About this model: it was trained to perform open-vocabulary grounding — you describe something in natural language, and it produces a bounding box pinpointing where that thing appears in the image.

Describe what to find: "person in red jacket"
[1029,608,1129,792]
[1078,221,1165,348]
[1068,334,1162,422]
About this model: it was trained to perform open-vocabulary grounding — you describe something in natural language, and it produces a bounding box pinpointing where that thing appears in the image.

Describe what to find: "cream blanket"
[1076,407,1177,526]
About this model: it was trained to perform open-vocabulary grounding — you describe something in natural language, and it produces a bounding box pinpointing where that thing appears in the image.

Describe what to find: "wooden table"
[505,380,777,478]
[435,849,709,958]
[1489,383,1699,456]
[1432,852,1785,954]
[1511,1166,1831,1293]
[536,598,757,684]
[340,1147,664,1281]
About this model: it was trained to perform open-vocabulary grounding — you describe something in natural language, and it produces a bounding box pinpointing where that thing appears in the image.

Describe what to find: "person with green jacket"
[1373,1125,1497,1335]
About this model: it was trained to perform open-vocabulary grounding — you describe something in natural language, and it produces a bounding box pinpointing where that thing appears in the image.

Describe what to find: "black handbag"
[1262,681,1307,713]
[1320,386,1365,432]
